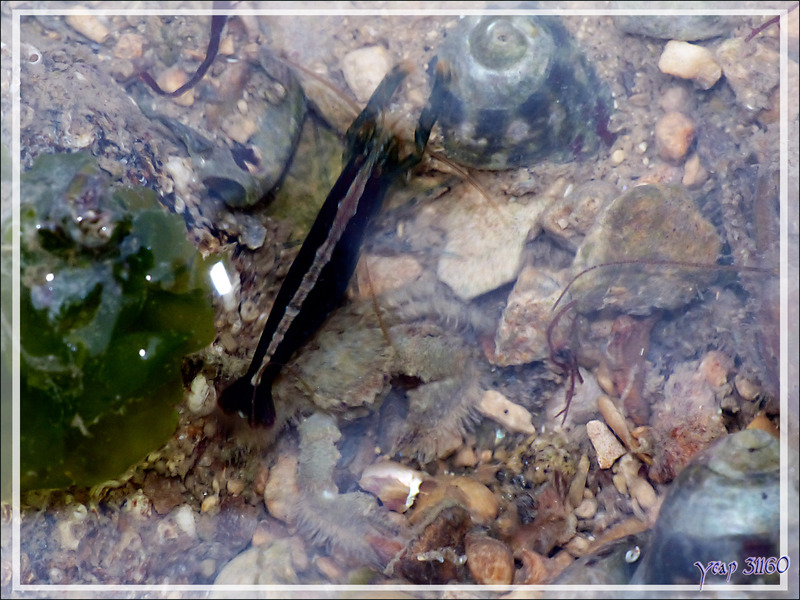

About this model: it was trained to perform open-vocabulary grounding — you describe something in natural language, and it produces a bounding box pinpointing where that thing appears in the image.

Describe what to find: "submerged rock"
[613,8,738,41]
[570,183,721,315]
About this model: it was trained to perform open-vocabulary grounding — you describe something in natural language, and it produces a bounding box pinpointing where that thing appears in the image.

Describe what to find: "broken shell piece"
[478,390,536,435]
[359,461,427,513]
[587,420,626,469]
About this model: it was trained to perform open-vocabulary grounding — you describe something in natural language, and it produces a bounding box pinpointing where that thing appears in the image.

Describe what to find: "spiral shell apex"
[435,16,614,170]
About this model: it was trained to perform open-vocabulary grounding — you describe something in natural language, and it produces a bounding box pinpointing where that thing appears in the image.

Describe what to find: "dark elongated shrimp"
[218,61,451,427]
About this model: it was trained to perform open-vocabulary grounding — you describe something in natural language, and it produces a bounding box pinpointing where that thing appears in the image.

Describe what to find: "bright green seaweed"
[16,152,215,492]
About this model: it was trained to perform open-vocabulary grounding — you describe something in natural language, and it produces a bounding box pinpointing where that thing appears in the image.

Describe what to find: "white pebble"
[586,420,626,469]
[478,390,536,435]
[629,477,658,510]
[658,40,722,89]
[66,15,109,44]
[174,505,197,538]
[682,153,709,188]
[187,374,212,415]
[574,497,598,520]
[655,111,694,162]
[341,46,393,104]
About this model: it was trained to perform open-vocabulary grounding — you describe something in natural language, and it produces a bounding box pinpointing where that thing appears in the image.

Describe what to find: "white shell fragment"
[359,461,427,513]
[658,40,722,89]
[187,374,214,416]
[478,390,536,435]
[587,420,626,469]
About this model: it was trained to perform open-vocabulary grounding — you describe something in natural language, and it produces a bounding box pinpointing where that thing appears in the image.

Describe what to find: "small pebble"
[239,300,261,323]
[587,420,626,469]
[201,494,219,513]
[156,66,194,107]
[314,556,344,582]
[567,454,590,509]
[226,478,246,496]
[628,477,658,510]
[597,395,632,450]
[222,117,258,145]
[341,45,393,104]
[251,520,275,547]
[218,34,235,56]
[173,505,197,538]
[682,153,709,188]
[699,350,732,388]
[477,390,536,435]
[355,254,423,298]
[735,374,761,401]
[65,14,109,44]
[612,472,628,495]
[655,111,694,162]
[659,85,692,113]
[658,40,721,89]
[187,374,212,415]
[565,534,592,557]
[113,32,144,60]
[452,445,478,468]
[465,533,514,585]
[610,148,625,165]
[747,414,779,439]
[200,559,217,579]
[448,476,499,525]
[574,497,598,520]
[264,455,299,523]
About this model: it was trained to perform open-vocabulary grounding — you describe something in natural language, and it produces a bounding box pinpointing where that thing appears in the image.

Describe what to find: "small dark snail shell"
[434,16,615,170]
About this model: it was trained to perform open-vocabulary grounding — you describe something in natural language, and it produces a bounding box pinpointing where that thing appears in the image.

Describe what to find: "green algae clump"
[18,152,215,492]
